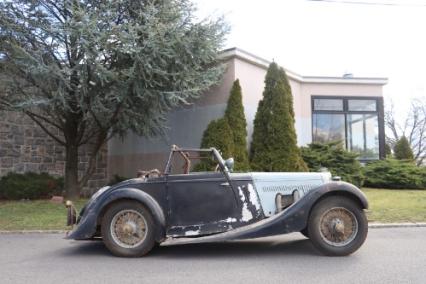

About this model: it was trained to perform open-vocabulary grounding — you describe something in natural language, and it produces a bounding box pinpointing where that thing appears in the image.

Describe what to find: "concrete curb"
[0,230,67,234]
[1,223,426,234]
[368,222,426,229]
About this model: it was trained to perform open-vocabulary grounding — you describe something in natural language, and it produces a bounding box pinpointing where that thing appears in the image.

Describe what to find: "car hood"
[249,172,332,217]
[250,172,331,184]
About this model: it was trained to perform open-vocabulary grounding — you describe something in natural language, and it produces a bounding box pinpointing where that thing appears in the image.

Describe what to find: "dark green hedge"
[301,142,364,187]
[0,172,63,200]
[363,159,426,189]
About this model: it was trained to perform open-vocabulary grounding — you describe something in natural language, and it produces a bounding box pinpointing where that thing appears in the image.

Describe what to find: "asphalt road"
[0,227,425,284]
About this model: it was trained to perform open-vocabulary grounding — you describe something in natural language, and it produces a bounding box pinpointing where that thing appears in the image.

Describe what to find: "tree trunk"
[64,144,80,200]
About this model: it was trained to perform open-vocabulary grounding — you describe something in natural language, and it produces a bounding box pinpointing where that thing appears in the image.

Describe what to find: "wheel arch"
[96,188,166,242]
[311,190,367,211]
[301,182,369,230]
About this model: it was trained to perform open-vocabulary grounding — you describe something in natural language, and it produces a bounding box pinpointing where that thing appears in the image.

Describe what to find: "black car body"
[66,145,369,257]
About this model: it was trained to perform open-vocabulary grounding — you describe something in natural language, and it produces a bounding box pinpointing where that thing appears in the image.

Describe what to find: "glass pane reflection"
[313,114,345,144]
[348,100,376,111]
[347,114,379,159]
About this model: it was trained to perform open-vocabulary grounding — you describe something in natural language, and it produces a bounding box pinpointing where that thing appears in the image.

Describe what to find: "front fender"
[232,181,368,240]
[304,181,368,210]
[66,187,166,241]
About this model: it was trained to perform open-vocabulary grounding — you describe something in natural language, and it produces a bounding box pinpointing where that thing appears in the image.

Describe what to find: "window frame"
[311,96,385,161]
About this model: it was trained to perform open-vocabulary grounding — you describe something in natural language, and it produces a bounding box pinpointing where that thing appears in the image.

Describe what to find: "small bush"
[0,172,63,200]
[301,141,364,187]
[363,159,426,189]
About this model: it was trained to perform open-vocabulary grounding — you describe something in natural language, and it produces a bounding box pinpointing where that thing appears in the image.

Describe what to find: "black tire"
[300,228,309,238]
[307,196,368,256]
[101,201,156,257]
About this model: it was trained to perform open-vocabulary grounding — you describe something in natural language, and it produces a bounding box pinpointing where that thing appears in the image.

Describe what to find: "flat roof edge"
[220,47,388,85]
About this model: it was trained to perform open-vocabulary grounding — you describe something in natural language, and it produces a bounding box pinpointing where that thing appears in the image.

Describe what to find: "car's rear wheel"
[307,196,368,256]
[101,201,156,257]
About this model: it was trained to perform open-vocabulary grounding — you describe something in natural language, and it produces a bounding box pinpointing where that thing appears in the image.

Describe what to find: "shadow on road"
[61,235,321,259]
[61,240,112,257]
[153,238,319,258]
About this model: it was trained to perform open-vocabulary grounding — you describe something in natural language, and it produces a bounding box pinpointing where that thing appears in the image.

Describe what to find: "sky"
[194,0,426,122]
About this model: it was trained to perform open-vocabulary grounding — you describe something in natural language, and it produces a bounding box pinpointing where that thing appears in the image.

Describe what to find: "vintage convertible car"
[65,145,368,257]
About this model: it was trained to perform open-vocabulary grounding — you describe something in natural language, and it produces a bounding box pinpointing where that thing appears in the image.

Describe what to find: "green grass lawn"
[0,188,425,230]
[363,188,426,223]
[0,199,87,230]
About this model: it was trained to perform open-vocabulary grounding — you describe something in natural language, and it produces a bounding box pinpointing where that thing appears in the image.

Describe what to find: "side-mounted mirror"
[224,157,234,172]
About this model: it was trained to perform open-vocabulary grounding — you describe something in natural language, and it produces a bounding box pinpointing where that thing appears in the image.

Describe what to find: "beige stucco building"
[108,48,387,179]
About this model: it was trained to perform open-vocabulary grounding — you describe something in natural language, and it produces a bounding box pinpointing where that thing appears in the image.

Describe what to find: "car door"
[166,172,239,237]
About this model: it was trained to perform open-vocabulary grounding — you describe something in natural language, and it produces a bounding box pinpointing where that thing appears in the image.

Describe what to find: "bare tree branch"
[386,97,426,165]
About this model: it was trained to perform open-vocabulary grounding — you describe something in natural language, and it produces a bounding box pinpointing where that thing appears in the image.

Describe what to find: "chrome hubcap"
[319,207,358,247]
[110,209,147,248]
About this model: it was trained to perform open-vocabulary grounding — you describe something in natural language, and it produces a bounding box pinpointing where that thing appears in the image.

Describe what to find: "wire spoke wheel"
[110,209,148,248]
[319,207,358,247]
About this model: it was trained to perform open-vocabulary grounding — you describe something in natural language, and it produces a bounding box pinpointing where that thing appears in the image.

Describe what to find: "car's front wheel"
[307,196,368,256]
[101,201,156,257]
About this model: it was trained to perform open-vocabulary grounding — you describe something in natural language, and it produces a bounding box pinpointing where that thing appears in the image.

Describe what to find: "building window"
[313,99,344,111]
[312,96,383,160]
[348,99,377,111]
[347,114,379,159]
[312,113,345,143]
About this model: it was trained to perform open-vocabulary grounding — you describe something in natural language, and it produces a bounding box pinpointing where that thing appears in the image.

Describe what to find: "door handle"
[220,182,230,187]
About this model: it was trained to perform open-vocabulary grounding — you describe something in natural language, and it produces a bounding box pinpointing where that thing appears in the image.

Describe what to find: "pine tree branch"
[25,111,66,145]
[40,2,65,24]
[25,110,64,130]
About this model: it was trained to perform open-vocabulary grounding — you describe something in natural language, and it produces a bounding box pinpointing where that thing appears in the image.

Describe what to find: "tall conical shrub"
[394,136,414,160]
[250,62,307,172]
[195,118,234,171]
[225,80,250,171]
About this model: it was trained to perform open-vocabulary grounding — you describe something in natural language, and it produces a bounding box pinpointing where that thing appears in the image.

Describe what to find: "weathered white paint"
[247,183,261,212]
[222,217,237,223]
[251,172,331,217]
[184,230,201,236]
[238,187,253,222]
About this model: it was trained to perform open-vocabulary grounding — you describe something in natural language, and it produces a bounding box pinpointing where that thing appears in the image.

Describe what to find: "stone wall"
[0,111,108,195]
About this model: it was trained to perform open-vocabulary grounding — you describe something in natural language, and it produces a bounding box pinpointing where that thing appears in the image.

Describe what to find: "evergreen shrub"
[0,172,63,200]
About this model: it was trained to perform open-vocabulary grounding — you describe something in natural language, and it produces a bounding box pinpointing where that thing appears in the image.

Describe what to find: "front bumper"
[64,186,111,239]
[65,201,77,227]
[64,201,99,240]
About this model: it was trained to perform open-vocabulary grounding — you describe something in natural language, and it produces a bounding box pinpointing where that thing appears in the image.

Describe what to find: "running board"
[160,205,298,247]
[160,236,229,246]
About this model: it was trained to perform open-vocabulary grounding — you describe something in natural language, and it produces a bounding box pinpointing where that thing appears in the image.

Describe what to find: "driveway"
[0,227,425,284]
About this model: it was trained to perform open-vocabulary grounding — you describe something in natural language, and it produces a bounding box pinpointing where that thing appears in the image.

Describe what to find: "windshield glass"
[166,149,222,174]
